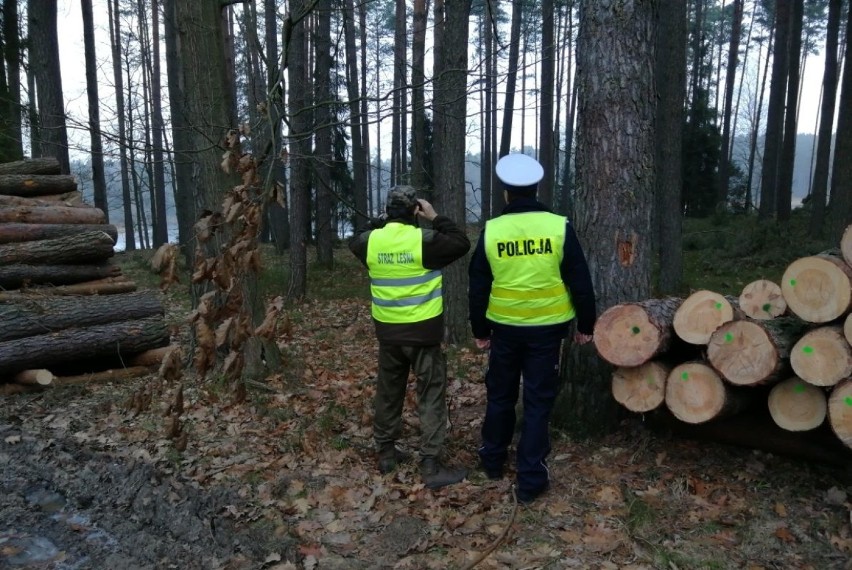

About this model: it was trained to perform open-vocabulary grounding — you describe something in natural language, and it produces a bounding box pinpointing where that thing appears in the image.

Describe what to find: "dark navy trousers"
[479,326,563,497]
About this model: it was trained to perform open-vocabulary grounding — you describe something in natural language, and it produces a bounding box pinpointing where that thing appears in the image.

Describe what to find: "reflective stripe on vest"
[484,211,575,325]
[366,222,443,323]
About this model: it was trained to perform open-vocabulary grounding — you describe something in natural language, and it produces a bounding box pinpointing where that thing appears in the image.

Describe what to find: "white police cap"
[495,153,544,187]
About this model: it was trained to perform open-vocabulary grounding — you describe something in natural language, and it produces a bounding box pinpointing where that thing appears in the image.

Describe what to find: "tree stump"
[781,253,852,323]
[768,377,827,432]
[828,379,852,451]
[593,297,683,367]
[665,362,750,424]
[739,279,787,320]
[611,360,670,413]
[707,318,806,386]
[790,326,852,387]
[673,290,742,345]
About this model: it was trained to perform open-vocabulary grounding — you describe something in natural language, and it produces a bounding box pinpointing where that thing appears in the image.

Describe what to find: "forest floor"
[2,214,852,569]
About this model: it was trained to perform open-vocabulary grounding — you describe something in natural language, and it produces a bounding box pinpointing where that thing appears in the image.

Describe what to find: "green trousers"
[374,343,447,459]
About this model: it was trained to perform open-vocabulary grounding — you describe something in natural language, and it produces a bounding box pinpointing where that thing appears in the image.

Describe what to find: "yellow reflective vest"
[484,212,575,325]
[366,222,443,323]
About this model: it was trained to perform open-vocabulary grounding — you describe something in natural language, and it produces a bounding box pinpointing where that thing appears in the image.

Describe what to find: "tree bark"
[0,158,60,176]
[0,263,121,288]
[654,1,686,295]
[0,316,168,375]
[0,277,136,299]
[0,174,77,196]
[673,290,743,345]
[612,360,670,413]
[0,223,117,244]
[768,376,827,432]
[410,0,428,194]
[594,297,683,367]
[0,206,105,225]
[707,318,807,386]
[828,4,852,242]
[150,0,168,247]
[739,279,787,320]
[781,252,852,323]
[0,290,162,342]
[665,361,752,424]
[0,192,84,208]
[790,326,852,387]
[432,0,472,344]
[828,379,852,450]
[128,346,176,367]
[314,0,334,269]
[0,231,114,265]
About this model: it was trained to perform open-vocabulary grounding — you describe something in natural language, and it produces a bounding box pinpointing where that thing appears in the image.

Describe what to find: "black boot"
[377,444,411,474]
[420,457,468,489]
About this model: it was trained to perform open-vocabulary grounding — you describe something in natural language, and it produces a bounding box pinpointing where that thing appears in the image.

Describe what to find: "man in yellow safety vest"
[349,185,470,489]
[468,153,597,504]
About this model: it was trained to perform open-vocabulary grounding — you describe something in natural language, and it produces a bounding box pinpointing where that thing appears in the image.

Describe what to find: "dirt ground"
[2,281,852,569]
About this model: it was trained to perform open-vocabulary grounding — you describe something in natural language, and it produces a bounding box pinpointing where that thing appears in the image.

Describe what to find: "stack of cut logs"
[595,224,852,456]
[0,158,171,395]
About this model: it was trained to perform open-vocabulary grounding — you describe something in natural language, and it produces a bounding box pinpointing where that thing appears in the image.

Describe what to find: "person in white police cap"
[468,153,597,504]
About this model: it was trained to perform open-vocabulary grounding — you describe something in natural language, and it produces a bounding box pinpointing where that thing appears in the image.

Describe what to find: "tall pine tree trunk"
[828,2,852,241]
[81,0,108,219]
[343,0,368,226]
[717,0,743,209]
[559,0,657,435]
[758,0,791,220]
[410,0,428,193]
[107,0,135,250]
[538,0,555,206]
[28,0,69,174]
[3,0,23,160]
[655,0,686,295]
[776,0,804,221]
[314,0,333,268]
[496,0,523,218]
[809,0,842,236]
[150,0,168,246]
[433,0,472,344]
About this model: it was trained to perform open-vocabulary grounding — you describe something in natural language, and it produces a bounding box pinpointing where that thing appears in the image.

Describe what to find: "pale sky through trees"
[54,0,832,163]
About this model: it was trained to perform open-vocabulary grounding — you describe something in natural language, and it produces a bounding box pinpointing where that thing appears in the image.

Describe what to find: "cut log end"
[673,290,736,345]
[844,313,852,347]
[768,377,827,432]
[594,304,662,367]
[739,280,787,320]
[790,326,852,387]
[841,224,852,268]
[665,362,728,424]
[12,369,55,386]
[707,320,779,386]
[828,380,852,451]
[781,255,852,323]
[612,361,670,413]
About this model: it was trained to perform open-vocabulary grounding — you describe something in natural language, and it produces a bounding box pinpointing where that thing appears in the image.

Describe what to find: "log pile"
[595,224,852,460]
[0,158,171,393]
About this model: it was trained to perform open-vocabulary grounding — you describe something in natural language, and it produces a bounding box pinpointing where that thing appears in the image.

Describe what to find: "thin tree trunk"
[828,1,852,241]
[496,0,523,217]
[746,26,775,212]
[358,0,371,204]
[480,5,492,219]
[342,0,368,228]
[538,0,555,206]
[151,0,168,246]
[288,0,310,298]
[411,0,428,193]
[81,0,108,218]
